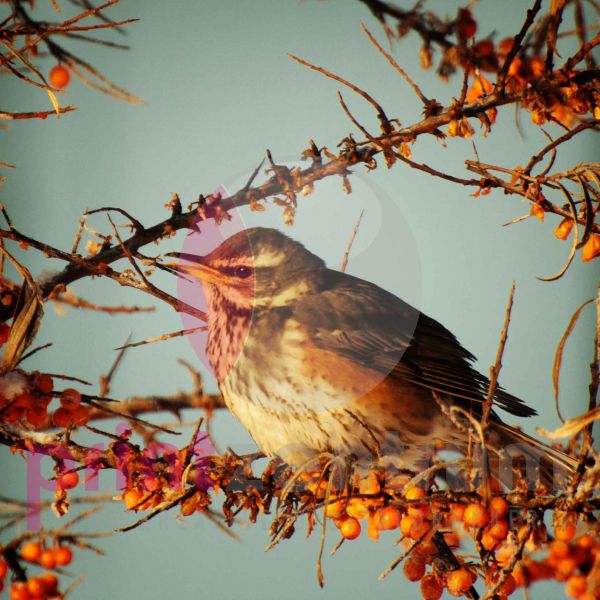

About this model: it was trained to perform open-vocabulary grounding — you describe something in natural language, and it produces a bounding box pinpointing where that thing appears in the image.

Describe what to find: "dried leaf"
[537,406,600,439]
[2,282,44,371]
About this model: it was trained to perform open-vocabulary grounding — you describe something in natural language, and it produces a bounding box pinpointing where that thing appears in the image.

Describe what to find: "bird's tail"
[487,422,577,492]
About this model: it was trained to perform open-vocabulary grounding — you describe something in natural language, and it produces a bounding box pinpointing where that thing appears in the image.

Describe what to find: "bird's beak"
[165,253,227,284]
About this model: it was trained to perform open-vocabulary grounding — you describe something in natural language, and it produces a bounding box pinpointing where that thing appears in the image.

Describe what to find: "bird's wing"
[292,271,536,418]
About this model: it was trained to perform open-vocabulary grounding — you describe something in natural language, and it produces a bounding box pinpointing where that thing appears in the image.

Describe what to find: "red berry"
[49,64,70,89]
[20,542,42,563]
[52,545,73,566]
[39,549,56,569]
[60,388,81,409]
[33,374,53,394]
[57,471,79,490]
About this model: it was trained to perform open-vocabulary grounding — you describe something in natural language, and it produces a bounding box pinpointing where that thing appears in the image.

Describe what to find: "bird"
[170,227,575,489]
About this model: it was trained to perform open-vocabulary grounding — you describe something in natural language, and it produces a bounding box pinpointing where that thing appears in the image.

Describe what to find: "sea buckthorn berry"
[340,517,361,540]
[565,574,587,598]
[405,487,427,501]
[451,503,465,521]
[377,506,401,531]
[555,521,577,542]
[447,568,475,597]
[69,405,90,426]
[57,471,79,490]
[0,323,10,345]
[499,573,517,596]
[488,519,509,540]
[550,540,571,559]
[489,497,509,520]
[33,373,54,394]
[556,557,578,581]
[52,545,73,566]
[400,515,414,537]
[410,518,431,540]
[53,407,74,428]
[576,534,595,550]
[39,549,56,569]
[40,572,58,592]
[463,503,489,528]
[21,541,42,563]
[403,557,426,582]
[582,234,600,262]
[482,531,500,551]
[0,557,7,578]
[10,582,29,600]
[26,578,45,596]
[49,64,70,89]
[554,218,574,240]
[60,388,81,409]
[123,489,144,510]
[325,500,345,519]
[420,574,444,600]
[444,531,460,548]
[474,39,494,58]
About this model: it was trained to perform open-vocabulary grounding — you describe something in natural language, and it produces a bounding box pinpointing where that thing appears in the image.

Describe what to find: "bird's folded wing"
[292,272,536,419]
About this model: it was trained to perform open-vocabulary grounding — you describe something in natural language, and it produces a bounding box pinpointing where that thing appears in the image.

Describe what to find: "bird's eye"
[234,266,253,279]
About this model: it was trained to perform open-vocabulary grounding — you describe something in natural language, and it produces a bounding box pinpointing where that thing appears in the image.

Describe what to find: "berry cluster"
[0,541,74,599]
[0,371,90,430]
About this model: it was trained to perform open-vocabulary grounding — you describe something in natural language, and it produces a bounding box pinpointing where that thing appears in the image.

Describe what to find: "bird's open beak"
[165,253,227,285]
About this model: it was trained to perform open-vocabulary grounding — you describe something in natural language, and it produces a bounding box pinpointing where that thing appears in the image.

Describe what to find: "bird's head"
[169,228,326,312]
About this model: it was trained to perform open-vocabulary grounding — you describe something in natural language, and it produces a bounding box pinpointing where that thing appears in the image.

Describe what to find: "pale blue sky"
[1,1,598,598]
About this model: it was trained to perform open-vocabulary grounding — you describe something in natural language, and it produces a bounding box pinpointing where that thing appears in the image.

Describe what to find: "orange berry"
[52,545,72,566]
[21,541,42,563]
[39,549,56,569]
[400,515,414,537]
[499,573,517,596]
[410,519,431,540]
[403,557,426,582]
[447,568,475,597]
[123,489,144,510]
[10,582,29,600]
[555,521,577,542]
[554,218,574,240]
[57,471,79,490]
[39,573,58,592]
[463,503,489,528]
[60,388,81,409]
[420,573,444,600]
[378,506,401,531]
[340,517,361,540]
[582,234,600,262]
[489,497,509,520]
[0,557,7,578]
[550,540,571,559]
[556,557,579,581]
[482,531,500,551]
[405,487,427,501]
[566,574,587,598]
[33,374,53,395]
[324,500,345,519]
[576,534,594,549]
[49,64,70,89]
[488,519,509,540]
[26,578,45,596]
